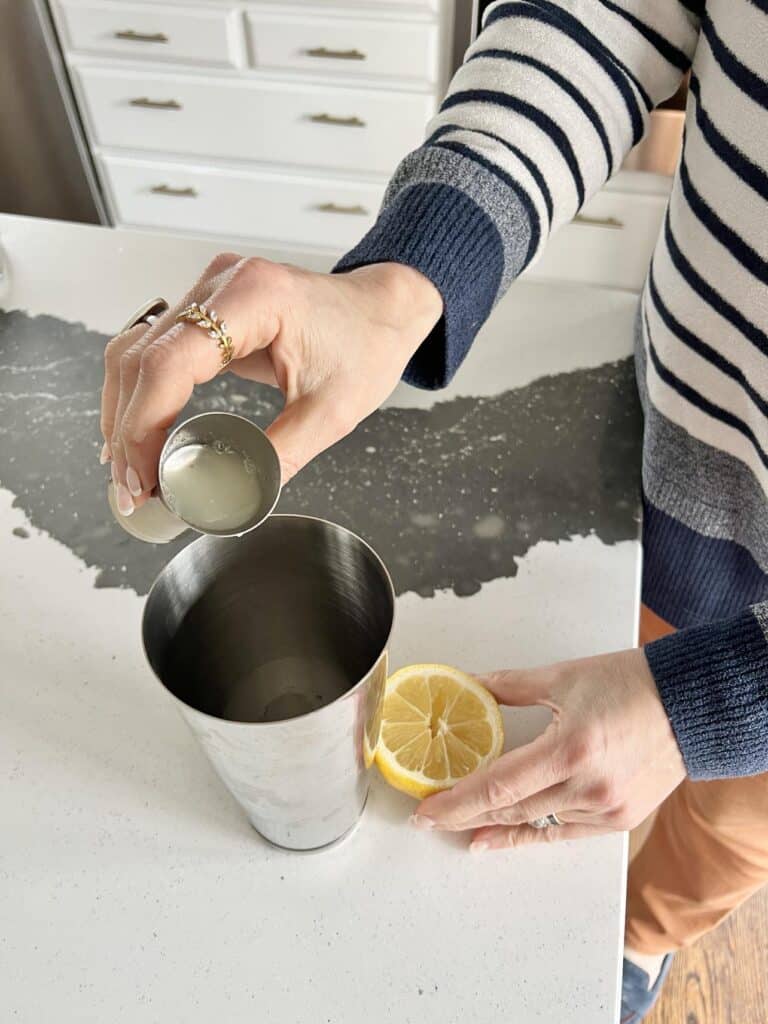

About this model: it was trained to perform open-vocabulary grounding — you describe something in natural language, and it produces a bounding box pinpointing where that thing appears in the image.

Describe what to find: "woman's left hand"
[411,648,686,850]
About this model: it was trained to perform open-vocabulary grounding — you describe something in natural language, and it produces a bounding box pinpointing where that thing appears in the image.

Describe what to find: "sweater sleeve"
[334,0,700,388]
[645,602,768,779]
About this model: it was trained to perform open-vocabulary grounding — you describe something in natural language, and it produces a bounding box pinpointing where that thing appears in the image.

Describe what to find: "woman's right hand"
[100,255,443,514]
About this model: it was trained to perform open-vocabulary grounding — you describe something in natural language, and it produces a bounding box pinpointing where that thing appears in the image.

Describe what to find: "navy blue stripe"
[644,314,768,471]
[679,0,705,15]
[484,1,647,142]
[431,139,542,265]
[427,123,554,226]
[702,12,768,108]
[689,75,768,202]
[748,0,768,13]
[642,498,768,629]
[598,0,690,71]
[663,212,768,358]
[648,266,768,420]
[467,49,615,174]
[442,89,586,207]
[679,156,768,284]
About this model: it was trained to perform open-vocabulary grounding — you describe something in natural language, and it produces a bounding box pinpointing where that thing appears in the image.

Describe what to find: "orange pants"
[625,606,768,954]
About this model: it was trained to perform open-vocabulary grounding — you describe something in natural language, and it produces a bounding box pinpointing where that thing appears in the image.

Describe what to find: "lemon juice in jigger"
[162,441,262,533]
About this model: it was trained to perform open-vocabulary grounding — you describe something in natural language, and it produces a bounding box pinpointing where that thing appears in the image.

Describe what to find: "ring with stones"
[176,301,235,369]
[529,813,564,829]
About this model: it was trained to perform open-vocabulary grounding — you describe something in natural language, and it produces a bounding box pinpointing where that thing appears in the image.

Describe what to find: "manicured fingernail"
[409,814,435,830]
[99,442,111,464]
[116,483,134,517]
[126,466,143,497]
[470,841,489,853]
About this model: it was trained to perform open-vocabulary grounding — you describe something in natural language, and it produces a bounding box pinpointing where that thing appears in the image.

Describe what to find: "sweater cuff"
[335,183,502,388]
[645,605,768,779]
[334,145,535,389]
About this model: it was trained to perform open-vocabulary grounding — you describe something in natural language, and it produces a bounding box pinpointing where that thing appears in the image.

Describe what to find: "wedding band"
[119,297,169,334]
[529,813,564,829]
[176,301,235,369]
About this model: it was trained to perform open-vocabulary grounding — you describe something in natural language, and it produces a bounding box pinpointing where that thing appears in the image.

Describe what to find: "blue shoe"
[620,954,675,1023]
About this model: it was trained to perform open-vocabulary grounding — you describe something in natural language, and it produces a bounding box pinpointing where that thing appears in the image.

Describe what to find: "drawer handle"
[308,113,366,128]
[115,29,169,44]
[129,97,182,110]
[316,202,368,215]
[573,214,624,230]
[305,46,366,61]
[150,184,197,198]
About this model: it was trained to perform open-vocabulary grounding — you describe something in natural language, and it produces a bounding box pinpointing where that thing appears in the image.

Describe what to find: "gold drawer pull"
[316,202,368,215]
[308,113,365,128]
[130,97,182,110]
[305,46,366,61]
[150,184,197,198]
[573,214,624,230]
[115,29,169,44]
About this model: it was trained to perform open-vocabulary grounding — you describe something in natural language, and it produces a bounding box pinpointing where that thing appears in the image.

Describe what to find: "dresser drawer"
[55,1,240,67]
[75,66,433,176]
[527,186,668,291]
[99,154,385,248]
[245,8,440,83]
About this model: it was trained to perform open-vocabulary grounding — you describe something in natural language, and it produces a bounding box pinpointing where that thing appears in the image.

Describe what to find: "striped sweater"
[337,0,768,779]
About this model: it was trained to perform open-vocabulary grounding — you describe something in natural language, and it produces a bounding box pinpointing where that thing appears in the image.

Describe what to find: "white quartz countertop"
[0,214,640,1023]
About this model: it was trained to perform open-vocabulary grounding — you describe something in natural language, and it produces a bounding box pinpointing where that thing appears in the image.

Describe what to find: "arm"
[413,604,768,846]
[103,5,699,503]
[337,0,700,387]
[646,602,768,779]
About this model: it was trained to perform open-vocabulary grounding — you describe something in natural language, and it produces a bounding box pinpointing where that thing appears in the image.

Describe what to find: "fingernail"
[116,483,134,517]
[409,814,435,830]
[470,841,489,854]
[99,442,111,465]
[111,461,119,486]
[126,466,143,497]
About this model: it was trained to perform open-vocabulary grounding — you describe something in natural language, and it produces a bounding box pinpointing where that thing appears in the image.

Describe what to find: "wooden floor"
[645,885,768,1024]
[627,819,768,1024]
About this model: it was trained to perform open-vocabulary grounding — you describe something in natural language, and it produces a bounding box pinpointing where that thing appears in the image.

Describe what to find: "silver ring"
[529,813,564,829]
[119,296,169,334]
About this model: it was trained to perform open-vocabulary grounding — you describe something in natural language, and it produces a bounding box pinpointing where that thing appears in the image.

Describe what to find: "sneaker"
[620,954,675,1023]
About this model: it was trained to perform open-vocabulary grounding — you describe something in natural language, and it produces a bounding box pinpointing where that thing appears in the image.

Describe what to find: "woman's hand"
[100,255,442,514]
[412,649,686,850]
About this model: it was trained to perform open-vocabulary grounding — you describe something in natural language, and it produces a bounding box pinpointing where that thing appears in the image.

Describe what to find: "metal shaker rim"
[142,513,396,728]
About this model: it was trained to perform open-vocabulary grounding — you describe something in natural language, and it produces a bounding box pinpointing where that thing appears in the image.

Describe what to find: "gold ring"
[176,301,235,369]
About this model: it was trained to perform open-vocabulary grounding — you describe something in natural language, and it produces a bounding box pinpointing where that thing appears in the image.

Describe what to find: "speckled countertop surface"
[0,215,641,1023]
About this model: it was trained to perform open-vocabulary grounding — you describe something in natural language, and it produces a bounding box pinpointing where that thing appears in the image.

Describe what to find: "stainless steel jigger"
[109,411,281,543]
[142,516,395,851]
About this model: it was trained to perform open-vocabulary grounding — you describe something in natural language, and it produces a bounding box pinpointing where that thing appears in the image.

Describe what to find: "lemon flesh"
[374,664,504,800]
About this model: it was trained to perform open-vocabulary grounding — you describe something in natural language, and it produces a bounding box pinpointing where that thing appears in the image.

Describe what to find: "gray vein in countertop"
[0,309,642,597]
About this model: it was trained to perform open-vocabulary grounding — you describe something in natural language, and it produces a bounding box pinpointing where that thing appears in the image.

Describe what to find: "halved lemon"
[374,664,504,799]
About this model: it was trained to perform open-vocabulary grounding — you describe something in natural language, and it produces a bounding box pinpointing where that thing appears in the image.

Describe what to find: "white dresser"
[49,0,672,288]
[49,0,455,252]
